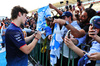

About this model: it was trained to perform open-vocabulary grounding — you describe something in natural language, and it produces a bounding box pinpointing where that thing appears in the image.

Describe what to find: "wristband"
[35,37,39,41]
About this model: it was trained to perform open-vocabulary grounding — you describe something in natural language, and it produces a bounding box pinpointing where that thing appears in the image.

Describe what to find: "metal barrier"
[29,38,88,66]
[29,38,51,66]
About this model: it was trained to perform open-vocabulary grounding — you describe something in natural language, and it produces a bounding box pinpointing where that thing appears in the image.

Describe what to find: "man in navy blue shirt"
[5,6,41,66]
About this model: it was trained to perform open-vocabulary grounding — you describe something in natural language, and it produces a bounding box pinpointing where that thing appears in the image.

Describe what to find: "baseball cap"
[61,11,73,17]
[90,16,100,29]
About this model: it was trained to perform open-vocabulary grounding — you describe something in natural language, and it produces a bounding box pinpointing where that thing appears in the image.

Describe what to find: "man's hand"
[64,36,75,48]
[88,52,100,61]
[49,3,56,9]
[70,37,78,45]
[48,35,52,40]
[35,31,41,39]
[88,25,98,39]
[77,2,83,9]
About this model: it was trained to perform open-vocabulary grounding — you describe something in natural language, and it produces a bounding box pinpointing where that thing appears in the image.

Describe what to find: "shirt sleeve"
[9,30,26,48]
[76,34,87,46]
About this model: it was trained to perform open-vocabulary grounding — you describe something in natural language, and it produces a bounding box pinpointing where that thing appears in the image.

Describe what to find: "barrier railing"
[29,38,51,66]
[29,38,90,66]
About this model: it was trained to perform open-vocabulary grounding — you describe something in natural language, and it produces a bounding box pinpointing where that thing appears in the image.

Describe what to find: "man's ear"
[18,12,22,17]
[69,16,71,19]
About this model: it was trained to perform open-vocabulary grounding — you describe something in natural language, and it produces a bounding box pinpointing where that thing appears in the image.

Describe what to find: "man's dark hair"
[85,8,96,19]
[67,15,73,21]
[11,6,28,20]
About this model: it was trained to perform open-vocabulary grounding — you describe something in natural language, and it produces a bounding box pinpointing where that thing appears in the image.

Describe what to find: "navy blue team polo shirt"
[5,22,28,66]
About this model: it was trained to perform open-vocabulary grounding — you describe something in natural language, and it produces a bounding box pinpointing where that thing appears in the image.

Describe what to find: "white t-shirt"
[89,41,100,53]
[89,41,100,63]
[60,21,86,59]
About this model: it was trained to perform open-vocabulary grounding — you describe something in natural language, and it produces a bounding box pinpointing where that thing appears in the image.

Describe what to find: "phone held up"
[66,30,71,38]
[91,19,95,35]
[60,1,63,4]
[89,3,93,8]
[77,0,81,6]
[66,1,68,4]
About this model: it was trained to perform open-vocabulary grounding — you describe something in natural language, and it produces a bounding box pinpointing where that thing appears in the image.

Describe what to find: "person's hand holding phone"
[64,30,75,48]
[66,1,68,4]
[64,36,75,48]
[77,1,83,10]
[73,5,75,11]
[88,25,98,38]
[89,4,93,8]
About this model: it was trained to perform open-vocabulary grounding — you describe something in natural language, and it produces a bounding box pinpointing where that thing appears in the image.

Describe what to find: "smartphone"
[66,1,69,4]
[65,6,69,11]
[91,19,95,35]
[60,1,63,4]
[77,0,81,2]
[89,4,93,8]
[66,30,71,38]
[92,18,95,29]
[73,5,75,10]
[77,0,81,6]
[69,5,72,10]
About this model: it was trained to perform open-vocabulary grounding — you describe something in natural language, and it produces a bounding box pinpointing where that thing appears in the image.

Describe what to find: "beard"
[80,18,89,24]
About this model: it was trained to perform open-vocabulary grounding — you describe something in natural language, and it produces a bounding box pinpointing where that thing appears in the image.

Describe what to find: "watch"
[64,21,69,26]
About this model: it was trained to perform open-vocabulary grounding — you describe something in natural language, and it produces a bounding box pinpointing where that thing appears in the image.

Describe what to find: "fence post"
[46,40,49,66]
[39,41,42,64]
[60,43,64,66]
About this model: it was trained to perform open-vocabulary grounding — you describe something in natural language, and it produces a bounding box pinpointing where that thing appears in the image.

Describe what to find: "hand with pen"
[34,31,41,40]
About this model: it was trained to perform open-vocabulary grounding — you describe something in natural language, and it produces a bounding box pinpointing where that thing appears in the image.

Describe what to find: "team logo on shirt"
[14,33,22,42]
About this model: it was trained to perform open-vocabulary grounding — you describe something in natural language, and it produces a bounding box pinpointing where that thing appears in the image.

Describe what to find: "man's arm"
[24,33,35,43]
[20,31,41,54]
[53,19,86,38]
[77,2,85,15]
[49,3,63,15]
[65,24,85,38]
[64,36,85,57]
